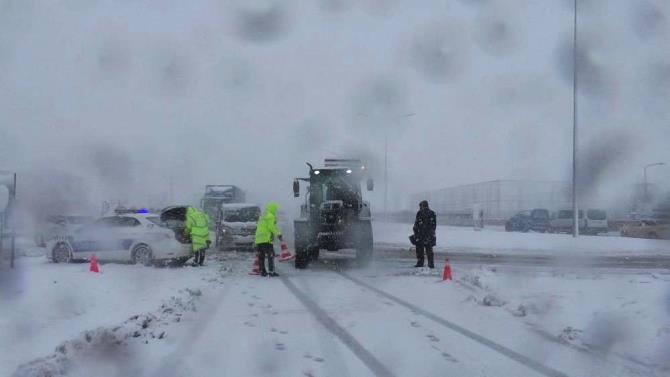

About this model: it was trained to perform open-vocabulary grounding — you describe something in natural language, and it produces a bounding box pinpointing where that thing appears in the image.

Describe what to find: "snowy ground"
[374,222,670,257]
[0,256,225,377]
[2,246,669,377]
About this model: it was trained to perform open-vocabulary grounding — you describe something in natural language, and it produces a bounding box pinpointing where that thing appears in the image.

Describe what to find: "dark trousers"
[415,243,434,268]
[193,248,206,266]
[256,243,275,273]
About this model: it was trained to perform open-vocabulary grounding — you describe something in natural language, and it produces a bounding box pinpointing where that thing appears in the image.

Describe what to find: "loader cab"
[309,168,363,210]
[294,166,373,216]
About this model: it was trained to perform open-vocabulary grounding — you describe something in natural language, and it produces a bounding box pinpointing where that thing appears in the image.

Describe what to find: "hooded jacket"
[413,201,437,246]
[185,207,210,251]
[255,202,282,244]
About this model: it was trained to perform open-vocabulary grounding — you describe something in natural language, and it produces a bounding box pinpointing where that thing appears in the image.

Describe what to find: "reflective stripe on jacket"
[186,207,210,251]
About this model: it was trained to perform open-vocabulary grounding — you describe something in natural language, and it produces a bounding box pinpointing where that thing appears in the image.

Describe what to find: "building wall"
[411,180,573,221]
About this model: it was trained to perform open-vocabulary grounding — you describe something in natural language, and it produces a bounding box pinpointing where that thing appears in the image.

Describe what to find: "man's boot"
[258,253,267,276]
[427,251,435,269]
[267,251,275,275]
[414,246,424,268]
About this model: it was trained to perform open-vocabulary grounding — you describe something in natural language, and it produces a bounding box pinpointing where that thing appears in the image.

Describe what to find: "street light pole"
[572,0,579,238]
[643,162,665,202]
[383,113,415,223]
[357,112,415,223]
[384,131,388,223]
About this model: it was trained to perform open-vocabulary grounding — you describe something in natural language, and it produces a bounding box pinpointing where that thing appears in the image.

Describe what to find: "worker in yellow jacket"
[185,206,210,266]
[254,202,283,276]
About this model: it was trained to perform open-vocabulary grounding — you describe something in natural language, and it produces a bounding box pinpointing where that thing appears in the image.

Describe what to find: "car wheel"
[132,244,153,267]
[52,242,72,263]
[295,250,310,269]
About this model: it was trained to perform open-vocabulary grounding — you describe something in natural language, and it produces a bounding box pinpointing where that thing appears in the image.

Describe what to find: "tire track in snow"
[336,271,569,377]
[149,272,234,377]
[279,275,397,377]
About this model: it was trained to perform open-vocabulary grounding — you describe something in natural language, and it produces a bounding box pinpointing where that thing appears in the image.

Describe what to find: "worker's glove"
[206,240,212,249]
[278,235,284,243]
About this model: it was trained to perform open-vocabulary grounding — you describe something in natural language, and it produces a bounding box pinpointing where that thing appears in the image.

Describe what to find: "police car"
[47,211,192,266]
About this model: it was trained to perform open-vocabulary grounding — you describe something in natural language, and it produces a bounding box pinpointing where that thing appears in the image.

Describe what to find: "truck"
[292,159,374,269]
[549,209,585,234]
[549,208,608,235]
[200,185,245,228]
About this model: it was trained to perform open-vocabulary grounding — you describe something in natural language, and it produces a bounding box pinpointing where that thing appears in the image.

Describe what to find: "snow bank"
[351,263,670,375]
[375,222,670,256]
[12,288,202,377]
[454,266,670,372]
[0,257,220,376]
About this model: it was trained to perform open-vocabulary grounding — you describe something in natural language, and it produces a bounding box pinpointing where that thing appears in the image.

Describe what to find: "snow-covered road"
[5,251,669,377]
[374,223,670,257]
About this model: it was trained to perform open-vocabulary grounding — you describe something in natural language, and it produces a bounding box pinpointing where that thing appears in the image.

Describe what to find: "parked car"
[620,220,669,239]
[35,215,93,246]
[505,208,550,232]
[215,203,261,251]
[46,212,192,266]
[583,209,608,235]
[549,209,585,233]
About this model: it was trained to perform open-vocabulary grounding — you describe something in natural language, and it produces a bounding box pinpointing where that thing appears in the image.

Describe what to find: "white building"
[411,180,572,222]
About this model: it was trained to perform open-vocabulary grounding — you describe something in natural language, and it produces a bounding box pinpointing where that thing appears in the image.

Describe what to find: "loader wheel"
[355,221,373,266]
[295,251,310,269]
[294,220,313,269]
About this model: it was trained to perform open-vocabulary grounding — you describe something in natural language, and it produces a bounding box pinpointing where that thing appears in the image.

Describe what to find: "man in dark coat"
[413,200,437,268]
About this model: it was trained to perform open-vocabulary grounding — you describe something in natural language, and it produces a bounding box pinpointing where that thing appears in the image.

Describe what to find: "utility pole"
[357,112,415,223]
[572,0,579,238]
[384,131,388,223]
[10,173,15,268]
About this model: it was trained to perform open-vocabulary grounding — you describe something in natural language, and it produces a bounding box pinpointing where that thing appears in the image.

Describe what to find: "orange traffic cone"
[442,258,452,281]
[249,256,260,275]
[90,254,100,273]
[278,243,294,262]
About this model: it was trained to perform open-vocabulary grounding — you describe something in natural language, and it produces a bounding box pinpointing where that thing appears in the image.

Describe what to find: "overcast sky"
[1,0,669,215]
